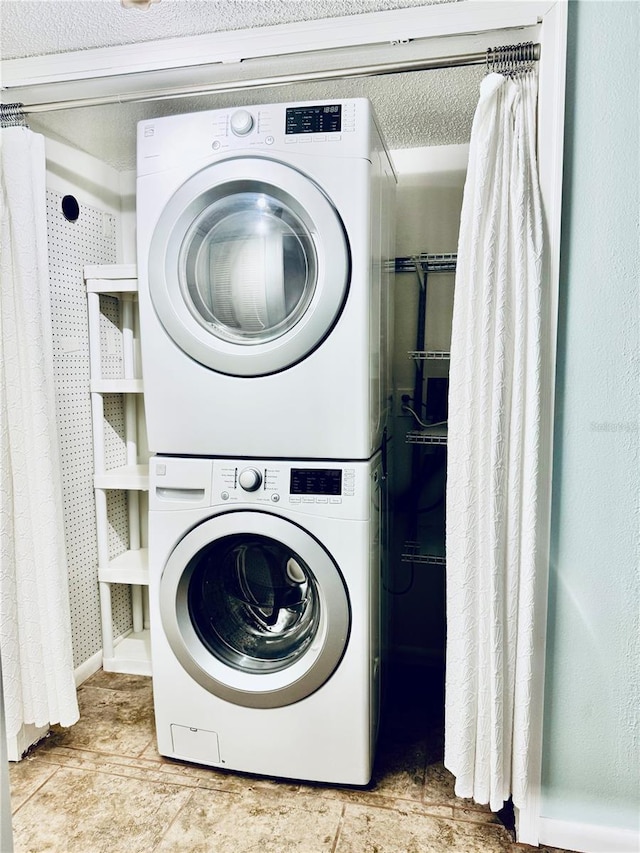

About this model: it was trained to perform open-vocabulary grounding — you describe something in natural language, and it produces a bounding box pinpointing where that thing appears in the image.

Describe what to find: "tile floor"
[9,663,575,853]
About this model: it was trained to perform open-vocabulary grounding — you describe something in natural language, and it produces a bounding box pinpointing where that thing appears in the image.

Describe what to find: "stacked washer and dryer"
[137,99,396,785]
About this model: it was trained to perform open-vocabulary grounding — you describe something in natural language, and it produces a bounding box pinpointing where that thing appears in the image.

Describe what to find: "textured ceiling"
[0,0,490,170]
[0,0,457,60]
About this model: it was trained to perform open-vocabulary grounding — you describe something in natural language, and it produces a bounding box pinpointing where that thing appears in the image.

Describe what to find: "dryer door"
[159,511,350,708]
[148,157,350,377]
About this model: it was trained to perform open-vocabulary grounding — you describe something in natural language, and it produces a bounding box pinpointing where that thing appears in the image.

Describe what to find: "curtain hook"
[486,47,494,75]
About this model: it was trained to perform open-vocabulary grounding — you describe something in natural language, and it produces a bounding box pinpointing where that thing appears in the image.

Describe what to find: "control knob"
[238,467,262,492]
[230,109,254,136]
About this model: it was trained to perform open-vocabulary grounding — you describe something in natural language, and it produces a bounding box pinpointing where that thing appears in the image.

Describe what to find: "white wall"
[541,2,640,849]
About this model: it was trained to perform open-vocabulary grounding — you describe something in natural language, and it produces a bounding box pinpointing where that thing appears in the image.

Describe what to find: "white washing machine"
[136,99,396,459]
[148,452,384,785]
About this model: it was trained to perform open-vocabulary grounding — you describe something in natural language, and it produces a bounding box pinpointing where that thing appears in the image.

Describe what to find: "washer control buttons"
[238,467,262,492]
[230,109,254,136]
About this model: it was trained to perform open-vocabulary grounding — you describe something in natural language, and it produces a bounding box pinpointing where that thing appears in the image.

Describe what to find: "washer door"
[159,511,350,708]
[148,157,350,377]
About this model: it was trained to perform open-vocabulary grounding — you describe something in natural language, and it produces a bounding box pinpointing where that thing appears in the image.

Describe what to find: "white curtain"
[444,71,544,811]
[0,127,79,741]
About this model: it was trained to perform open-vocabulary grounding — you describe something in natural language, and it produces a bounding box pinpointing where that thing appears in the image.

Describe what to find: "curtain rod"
[3,42,539,117]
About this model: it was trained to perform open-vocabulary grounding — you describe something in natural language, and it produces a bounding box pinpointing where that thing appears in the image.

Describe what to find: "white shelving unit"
[85,264,151,675]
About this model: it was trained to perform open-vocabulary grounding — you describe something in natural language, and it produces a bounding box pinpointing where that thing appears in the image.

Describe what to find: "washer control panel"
[212,459,362,515]
[150,455,377,520]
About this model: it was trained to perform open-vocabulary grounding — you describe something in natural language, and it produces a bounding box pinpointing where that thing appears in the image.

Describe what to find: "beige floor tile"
[303,780,456,821]
[9,755,58,811]
[44,682,155,758]
[11,766,192,853]
[335,801,514,853]
[423,760,500,823]
[8,669,577,853]
[33,744,205,791]
[298,759,456,821]
[154,786,343,853]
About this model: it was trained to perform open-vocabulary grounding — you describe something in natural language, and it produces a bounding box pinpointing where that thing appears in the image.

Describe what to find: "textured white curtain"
[0,127,79,740]
[444,71,544,811]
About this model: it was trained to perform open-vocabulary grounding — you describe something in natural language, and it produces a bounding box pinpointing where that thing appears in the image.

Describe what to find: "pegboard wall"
[46,190,132,669]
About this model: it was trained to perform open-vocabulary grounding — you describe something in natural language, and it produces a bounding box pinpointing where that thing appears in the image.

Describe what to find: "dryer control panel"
[212,101,355,150]
[137,98,373,176]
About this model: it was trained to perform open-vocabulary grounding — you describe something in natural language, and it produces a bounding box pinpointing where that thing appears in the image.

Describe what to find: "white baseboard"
[539,816,640,853]
[74,649,103,686]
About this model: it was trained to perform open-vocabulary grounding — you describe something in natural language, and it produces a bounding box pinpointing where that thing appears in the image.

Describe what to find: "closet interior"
[3,0,563,758]
[43,147,462,676]
[30,62,486,679]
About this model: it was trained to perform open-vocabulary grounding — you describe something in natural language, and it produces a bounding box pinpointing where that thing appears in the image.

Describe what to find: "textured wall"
[542,0,640,832]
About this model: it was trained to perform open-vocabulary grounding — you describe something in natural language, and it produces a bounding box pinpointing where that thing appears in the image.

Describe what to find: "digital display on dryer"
[290,469,342,495]
[285,105,342,135]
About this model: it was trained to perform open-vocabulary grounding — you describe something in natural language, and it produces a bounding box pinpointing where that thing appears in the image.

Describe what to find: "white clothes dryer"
[148,452,384,785]
[137,99,396,459]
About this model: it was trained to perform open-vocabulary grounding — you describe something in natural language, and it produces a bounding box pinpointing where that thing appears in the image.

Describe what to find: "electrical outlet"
[394,388,414,418]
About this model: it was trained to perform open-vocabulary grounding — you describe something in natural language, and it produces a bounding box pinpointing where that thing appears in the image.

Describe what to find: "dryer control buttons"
[230,110,254,136]
[238,467,262,491]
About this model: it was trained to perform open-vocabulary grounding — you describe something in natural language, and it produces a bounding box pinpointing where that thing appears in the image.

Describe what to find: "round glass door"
[180,191,316,345]
[189,533,319,673]
[159,512,350,708]
[148,158,350,377]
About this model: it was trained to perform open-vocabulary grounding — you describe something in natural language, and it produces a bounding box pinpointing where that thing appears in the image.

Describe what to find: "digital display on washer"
[285,105,342,135]
[290,468,342,495]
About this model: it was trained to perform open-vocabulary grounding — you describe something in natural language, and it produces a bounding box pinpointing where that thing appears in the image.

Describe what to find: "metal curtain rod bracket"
[486,41,539,77]
[0,103,28,127]
[4,42,541,115]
